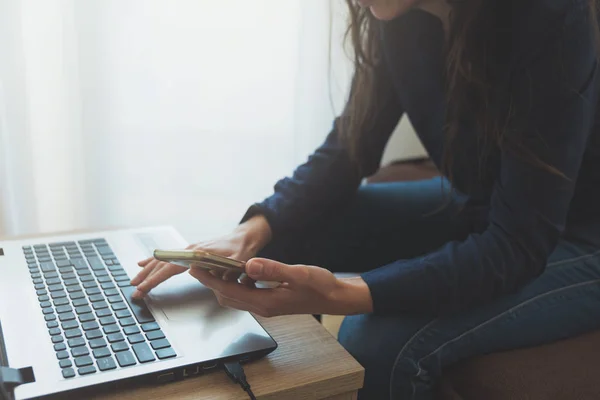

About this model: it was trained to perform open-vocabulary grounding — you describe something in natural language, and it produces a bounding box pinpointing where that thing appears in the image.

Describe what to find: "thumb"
[245,258,308,284]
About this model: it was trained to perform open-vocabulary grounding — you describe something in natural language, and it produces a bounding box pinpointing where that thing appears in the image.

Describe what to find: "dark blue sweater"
[243,1,600,315]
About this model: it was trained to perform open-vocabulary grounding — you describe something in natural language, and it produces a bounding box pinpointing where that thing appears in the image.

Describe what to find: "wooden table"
[92,314,364,400]
[3,229,364,399]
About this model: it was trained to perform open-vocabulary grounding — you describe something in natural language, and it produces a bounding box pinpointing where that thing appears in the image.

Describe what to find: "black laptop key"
[33,278,45,285]
[40,301,52,308]
[141,322,159,332]
[93,347,111,359]
[56,351,69,360]
[127,334,145,344]
[38,295,50,302]
[66,285,82,294]
[34,283,45,291]
[117,281,131,288]
[63,278,78,286]
[115,309,132,319]
[150,339,171,350]
[71,258,88,270]
[54,255,68,261]
[54,343,67,351]
[96,276,111,284]
[58,267,72,274]
[107,265,123,272]
[31,273,42,279]
[111,342,129,353]
[92,301,108,310]
[86,329,103,340]
[78,313,95,323]
[52,335,64,344]
[72,298,88,307]
[156,347,177,360]
[49,328,61,336]
[94,268,109,276]
[62,368,76,379]
[113,275,130,283]
[61,320,79,330]
[74,355,93,367]
[119,317,135,327]
[87,257,104,271]
[38,257,52,263]
[86,287,101,296]
[64,328,82,339]
[48,284,64,292]
[82,321,99,331]
[102,282,116,290]
[68,337,86,348]
[75,305,92,315]
[36,289,47,297]
[103,324,120,334]
[96,309,112,318]
[51,291,67,299]
[78,366,96,376]
[97,356,117,372]
[72,346,89,358]
[47,321,59,329]
[40,262,55,273]
[124,326,140,336]
[89,338,107,349]
[104,259,113,266]
[107,333,124,343]
[62,272,76,280]
[96,245,112,255]
[121,286,155,324]
[43,271,59,279]
[56,259,71,268]
[112,270,127,277]
[80,275,95,283]
[56,305,72,314]
[83,281,98,289]
[132,342,155,363]
[46,277,61,285]
[115,350,136,367]
[42,307,54,315]
[104,288,119,296]
[146,330,165,341]
[69,291,85,300]
[112,303,127,312]
[59,359,72,369]
[44,314,56,322]
[58,312,75,322]
[89,294,104,303]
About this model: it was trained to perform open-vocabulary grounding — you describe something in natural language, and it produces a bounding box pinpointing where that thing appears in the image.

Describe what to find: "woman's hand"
[190,257,374,317]
[130,215,272,299]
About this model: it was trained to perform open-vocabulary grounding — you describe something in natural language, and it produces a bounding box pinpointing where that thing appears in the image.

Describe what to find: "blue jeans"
[259,177,600,400]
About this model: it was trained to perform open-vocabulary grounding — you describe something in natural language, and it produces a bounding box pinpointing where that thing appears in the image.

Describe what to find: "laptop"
[0,226,277,400]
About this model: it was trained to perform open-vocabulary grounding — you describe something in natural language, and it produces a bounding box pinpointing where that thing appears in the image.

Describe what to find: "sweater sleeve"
[241,62,404,237]
[362,2,598,315]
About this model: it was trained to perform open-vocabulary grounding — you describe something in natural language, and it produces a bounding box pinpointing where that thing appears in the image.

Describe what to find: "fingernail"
[247,261,263,277]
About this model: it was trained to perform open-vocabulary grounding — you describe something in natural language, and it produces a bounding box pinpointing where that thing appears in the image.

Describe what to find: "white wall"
[380,116,428,166]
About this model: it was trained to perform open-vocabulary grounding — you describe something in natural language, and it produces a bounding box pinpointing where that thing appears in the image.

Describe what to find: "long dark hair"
[340,0,600,188]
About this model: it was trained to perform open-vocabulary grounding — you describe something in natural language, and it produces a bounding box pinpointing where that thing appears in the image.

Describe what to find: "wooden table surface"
[2,229,364,399]
[92,315,364,400]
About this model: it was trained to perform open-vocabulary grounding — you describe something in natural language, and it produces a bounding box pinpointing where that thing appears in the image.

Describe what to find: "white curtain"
[0,0,353,241]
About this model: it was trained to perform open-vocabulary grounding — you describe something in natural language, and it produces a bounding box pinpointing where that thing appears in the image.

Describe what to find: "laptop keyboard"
[23,239,177,379]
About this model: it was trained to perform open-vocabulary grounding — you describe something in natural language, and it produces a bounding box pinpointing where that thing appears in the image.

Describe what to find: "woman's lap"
[258,178,600,400]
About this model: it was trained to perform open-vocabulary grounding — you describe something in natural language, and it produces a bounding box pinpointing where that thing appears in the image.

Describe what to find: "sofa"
[363,158,600,400]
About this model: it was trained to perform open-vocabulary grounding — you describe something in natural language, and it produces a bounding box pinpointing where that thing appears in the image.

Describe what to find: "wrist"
[328,276,374,315]
[237,214,272,253]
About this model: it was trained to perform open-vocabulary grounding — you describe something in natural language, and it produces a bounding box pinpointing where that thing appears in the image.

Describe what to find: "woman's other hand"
[130,215,272,299]
[190,257,374,317]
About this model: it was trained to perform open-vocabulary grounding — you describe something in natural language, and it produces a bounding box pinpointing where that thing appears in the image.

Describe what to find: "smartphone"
[153,249,245,273]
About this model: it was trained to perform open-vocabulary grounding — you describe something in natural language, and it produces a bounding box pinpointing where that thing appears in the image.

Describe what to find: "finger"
[215,293,263,314]
[245,258,309,285]
[134,263,187,298]
[130,259,159,286]
[239,273,256,288]
[138,257,153,267]
[222,269,242,282]
[190,268,259,302]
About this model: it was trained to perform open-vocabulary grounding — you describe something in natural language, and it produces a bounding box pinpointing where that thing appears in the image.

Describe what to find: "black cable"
[223,361,257,400]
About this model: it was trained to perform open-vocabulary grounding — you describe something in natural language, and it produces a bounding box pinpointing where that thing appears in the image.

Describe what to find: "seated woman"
[131,0,600,398]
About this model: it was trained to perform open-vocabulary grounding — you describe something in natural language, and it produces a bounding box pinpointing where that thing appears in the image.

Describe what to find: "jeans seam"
[414,278,600,377]
[546,249,600,268]
[388,319,436,400]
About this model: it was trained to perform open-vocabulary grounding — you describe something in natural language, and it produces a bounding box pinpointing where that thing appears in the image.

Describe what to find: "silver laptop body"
[0,226,277,400]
